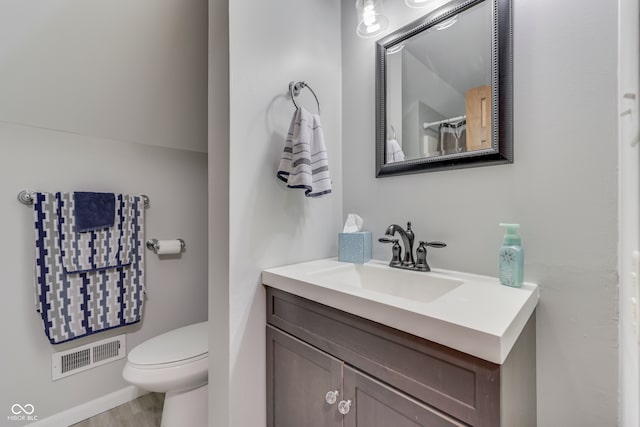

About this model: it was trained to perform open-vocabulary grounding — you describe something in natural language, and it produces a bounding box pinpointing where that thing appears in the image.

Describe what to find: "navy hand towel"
[73,192,115,232]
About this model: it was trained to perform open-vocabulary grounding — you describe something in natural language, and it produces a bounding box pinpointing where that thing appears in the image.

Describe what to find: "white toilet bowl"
[123,321,208,427]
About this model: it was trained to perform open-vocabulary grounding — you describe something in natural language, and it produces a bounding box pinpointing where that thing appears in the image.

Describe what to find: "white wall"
[387,50,403,146]
[227,0,343,425]
[0,1,208,423]
[402,50,466,118]
[342,0,618,425]
[0,0,208,153]
[618,0,640,425]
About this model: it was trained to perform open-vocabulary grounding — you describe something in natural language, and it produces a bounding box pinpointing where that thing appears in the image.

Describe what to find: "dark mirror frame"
[375,0,512,177]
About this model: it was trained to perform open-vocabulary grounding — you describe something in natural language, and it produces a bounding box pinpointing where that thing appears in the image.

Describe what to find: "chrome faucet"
[378,221,446,272]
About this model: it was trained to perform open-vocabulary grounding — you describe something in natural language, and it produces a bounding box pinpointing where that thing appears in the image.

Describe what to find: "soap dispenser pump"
[499,223,524,288]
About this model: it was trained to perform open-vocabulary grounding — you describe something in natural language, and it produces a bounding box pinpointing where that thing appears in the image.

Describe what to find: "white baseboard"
[28,386,147,427]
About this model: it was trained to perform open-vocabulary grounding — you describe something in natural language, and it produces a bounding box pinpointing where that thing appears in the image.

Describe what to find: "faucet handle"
[424,241,446,248]
[415,241,446,272]
[379,236,402,267]
[378,236,398,244]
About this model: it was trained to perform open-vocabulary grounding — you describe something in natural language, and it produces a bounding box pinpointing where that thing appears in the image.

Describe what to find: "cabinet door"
[343,366,467,427]
[267,326,343,427]
[465,84,492,151]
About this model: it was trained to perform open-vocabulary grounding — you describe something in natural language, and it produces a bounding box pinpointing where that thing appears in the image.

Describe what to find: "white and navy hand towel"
[33,192,145,344]
[277,107,332,197]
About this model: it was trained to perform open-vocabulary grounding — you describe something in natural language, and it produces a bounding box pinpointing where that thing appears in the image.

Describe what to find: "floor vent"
[52,335,126,380]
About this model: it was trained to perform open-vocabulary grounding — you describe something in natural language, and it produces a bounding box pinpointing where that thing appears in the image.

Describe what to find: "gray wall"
[0,0,208,422]
[341,0,618,425]
[227,0,343,425]
[208,0,230,426]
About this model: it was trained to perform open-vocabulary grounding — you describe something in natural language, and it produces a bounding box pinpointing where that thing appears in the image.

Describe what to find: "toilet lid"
[128,321,208,366]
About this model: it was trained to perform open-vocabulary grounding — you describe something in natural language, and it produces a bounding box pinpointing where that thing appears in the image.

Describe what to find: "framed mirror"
[375,0,512,177]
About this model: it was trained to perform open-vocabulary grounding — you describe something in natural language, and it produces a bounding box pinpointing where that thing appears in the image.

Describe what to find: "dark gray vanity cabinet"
[342,364,466,427]
[268,326,464,427]
[267,326,343,427]
[266,287,536,427]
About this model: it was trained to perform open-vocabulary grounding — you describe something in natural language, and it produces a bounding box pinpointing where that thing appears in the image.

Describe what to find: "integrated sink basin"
[262,258,539,364]
[305,262,463,304]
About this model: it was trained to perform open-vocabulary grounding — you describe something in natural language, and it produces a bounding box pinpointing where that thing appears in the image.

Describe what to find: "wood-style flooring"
[71,392,164,427]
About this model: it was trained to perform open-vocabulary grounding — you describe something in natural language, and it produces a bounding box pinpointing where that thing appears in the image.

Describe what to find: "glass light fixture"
[433,15,458,30]
[355,0,389,38]
[404,0,440,8]
[386,41,406,55]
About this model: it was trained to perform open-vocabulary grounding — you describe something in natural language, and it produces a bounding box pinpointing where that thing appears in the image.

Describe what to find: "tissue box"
[338,232,372,263]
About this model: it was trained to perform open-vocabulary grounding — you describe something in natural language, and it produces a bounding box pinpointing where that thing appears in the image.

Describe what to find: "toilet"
[123,321,208,427]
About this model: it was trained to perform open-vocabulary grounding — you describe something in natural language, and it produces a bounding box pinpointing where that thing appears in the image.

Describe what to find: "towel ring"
[289,81,321,114]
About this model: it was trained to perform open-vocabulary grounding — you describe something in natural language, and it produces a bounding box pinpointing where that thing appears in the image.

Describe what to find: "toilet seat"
[123,321,208,394]
[127,353,207,370]
[128,321,208,367]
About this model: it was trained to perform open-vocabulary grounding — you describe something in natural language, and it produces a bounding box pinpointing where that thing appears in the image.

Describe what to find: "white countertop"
[262,258,539,364]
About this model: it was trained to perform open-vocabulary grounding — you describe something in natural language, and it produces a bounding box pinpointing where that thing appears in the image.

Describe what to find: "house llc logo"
[8,403,38,422]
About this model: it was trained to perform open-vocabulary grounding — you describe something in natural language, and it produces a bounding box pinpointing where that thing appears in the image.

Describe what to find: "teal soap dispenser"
[499,223,524,288]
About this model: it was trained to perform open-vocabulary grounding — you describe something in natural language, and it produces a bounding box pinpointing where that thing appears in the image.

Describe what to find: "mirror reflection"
[384,0,492,164]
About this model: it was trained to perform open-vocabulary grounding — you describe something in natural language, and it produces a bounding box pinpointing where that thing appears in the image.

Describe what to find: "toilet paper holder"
[146,238,186,254]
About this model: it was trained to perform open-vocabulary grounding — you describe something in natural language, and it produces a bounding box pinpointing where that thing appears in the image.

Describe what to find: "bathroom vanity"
[263,259,538,427]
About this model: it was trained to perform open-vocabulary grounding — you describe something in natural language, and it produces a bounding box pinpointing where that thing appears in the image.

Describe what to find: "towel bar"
[17,190,150,208]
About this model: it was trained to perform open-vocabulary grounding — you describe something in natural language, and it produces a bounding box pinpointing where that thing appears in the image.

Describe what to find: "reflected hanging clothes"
[386,138,406,163]
[438,120,467,155]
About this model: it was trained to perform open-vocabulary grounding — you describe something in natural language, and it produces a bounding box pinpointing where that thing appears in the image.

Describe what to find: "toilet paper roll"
[156,240,183,255]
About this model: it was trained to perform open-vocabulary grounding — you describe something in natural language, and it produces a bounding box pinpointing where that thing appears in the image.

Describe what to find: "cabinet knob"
[338,399,352,415]
[325,390,339,405]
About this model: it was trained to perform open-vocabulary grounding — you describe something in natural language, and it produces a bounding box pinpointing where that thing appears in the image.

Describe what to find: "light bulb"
[356,0,388,38]
[363,10,376,26]
[366,23,381,34]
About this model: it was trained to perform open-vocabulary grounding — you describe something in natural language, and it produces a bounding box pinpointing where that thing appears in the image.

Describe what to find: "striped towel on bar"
[33,192,145,344]
[277,106,332,197]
